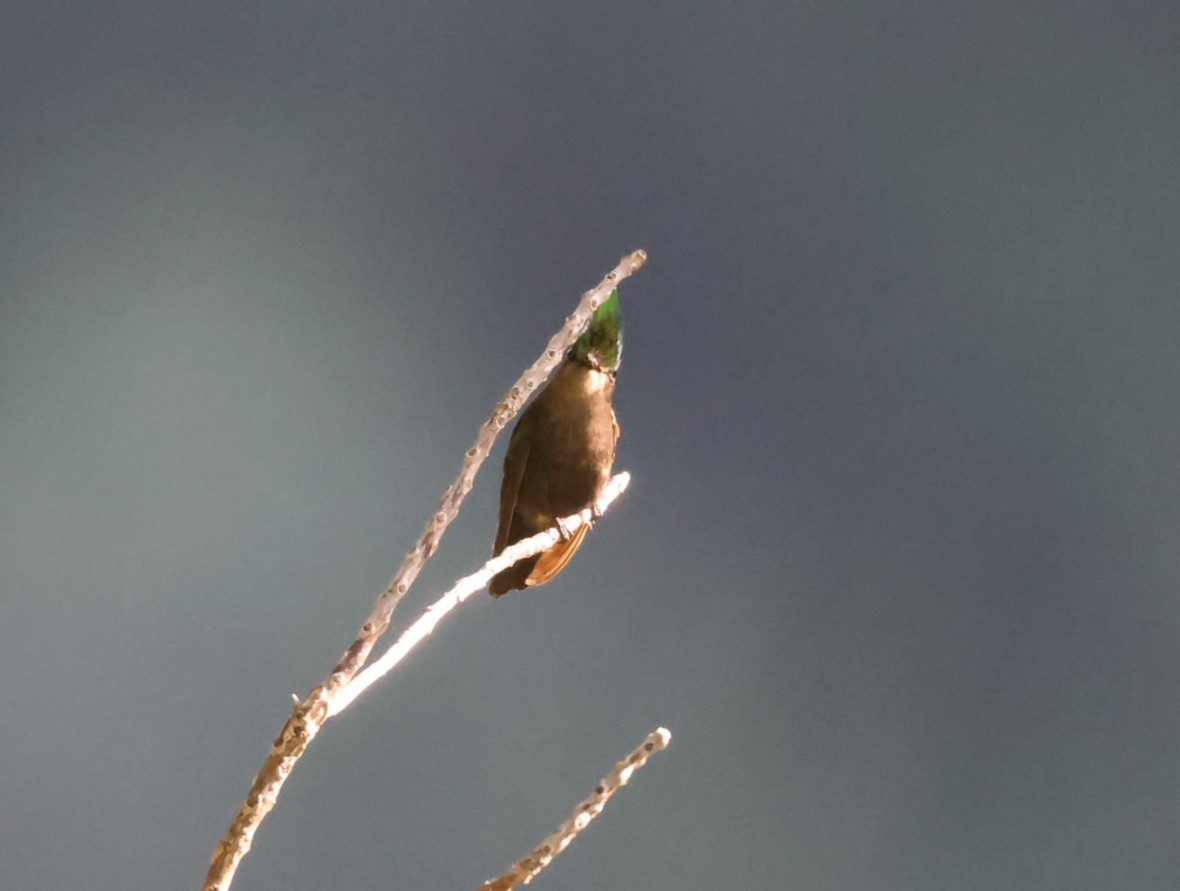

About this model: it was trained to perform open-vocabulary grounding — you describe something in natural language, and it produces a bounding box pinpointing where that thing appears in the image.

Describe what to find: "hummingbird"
[489,290,623,597]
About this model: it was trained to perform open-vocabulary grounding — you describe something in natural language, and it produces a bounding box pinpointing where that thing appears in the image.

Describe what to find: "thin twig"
[329,472,631,716]
[202,251,647,891]
[477,728,673,891]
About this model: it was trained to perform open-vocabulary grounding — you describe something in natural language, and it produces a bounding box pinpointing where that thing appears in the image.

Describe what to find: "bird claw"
[555,516,575,541]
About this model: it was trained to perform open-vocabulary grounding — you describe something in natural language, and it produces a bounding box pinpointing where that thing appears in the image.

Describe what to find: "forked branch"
[202,252,648,891]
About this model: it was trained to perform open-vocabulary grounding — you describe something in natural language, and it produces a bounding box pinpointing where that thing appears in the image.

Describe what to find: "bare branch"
[202,252,647,891]
[329,472,631,716]
[477,728,673,891]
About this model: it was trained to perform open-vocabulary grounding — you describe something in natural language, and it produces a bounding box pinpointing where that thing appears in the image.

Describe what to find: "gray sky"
[2,3,1179,889]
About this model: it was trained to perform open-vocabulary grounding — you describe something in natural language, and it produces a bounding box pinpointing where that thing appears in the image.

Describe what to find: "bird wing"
[493,430,530,556]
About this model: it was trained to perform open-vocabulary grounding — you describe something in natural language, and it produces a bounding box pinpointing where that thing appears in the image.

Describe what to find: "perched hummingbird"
[489,290,623,597]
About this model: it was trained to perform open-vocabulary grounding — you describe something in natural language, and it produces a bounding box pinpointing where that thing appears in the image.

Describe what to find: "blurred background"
[2,3,1179,889]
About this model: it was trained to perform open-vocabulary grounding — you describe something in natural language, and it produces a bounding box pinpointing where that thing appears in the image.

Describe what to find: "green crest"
[573,290,622,371]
